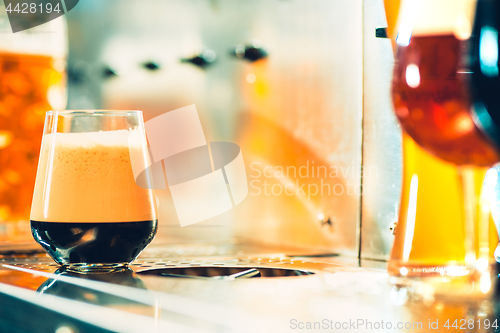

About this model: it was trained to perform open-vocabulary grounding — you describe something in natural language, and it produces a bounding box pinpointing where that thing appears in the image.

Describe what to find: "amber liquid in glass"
[0,53,65,233]
[383,0,401,50]
[390,34,499,277]
[388,133,498,276]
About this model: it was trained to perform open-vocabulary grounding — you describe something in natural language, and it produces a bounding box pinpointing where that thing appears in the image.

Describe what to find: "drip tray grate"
[132,258,319,278]
[136,266,314,279]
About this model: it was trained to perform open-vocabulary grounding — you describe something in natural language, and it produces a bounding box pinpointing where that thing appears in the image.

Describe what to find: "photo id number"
[6,2,61,14]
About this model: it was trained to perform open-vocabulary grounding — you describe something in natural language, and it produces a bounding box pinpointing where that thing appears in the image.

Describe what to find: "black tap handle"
[181,49,216,68]
[231,42,268,62]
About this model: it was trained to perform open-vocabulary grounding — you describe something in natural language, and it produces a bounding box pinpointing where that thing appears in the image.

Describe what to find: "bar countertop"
[0,241,498,333]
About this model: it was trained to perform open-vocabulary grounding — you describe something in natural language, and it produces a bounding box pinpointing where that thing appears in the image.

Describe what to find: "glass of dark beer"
[30,110,158,273]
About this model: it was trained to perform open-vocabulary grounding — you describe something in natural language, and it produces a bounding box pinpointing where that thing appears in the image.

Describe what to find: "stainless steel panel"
[65,0,363,256]
[66,0,365,256]
[230,0,364,256]
[360,0,402,261]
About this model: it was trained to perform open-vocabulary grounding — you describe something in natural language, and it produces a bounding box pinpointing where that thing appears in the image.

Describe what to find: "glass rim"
[46,110,142,116]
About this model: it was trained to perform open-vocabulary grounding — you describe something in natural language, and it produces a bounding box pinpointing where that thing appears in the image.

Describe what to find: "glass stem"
[458,166,477,267]
[479,168,494,264]
[458,166,491,268]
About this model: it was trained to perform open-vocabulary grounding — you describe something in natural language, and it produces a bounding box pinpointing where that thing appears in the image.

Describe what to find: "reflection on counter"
[0,254,499,332]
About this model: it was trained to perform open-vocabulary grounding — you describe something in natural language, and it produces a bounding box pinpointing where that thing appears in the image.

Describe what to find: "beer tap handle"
[230,40,268,62]
[180,49,217,68]
[375,27,388,38]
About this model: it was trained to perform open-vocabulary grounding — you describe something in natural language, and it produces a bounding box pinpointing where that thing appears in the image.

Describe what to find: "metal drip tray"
[137,266,315,279]
[129,257,339,280]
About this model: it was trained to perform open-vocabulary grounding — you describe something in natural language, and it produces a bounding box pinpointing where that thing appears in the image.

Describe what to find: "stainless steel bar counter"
[0,240,497,333]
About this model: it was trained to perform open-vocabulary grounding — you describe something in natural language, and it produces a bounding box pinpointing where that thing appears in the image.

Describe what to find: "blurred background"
[61,0,401,260]
[0,0,402,262]
[6,1,500,331]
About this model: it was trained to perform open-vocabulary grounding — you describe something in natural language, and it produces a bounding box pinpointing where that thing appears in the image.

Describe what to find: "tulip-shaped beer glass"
[30,111,158,272]
[389,0,499,284]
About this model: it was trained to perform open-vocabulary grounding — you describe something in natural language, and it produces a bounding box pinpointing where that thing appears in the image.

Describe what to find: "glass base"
[388,261,472,278]
[63,263,129,274]
[388,261,495,301]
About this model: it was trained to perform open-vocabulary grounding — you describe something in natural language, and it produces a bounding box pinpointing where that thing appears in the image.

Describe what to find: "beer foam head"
[47,129,133,147]
[31,128,155,223]
[396,0,477,43]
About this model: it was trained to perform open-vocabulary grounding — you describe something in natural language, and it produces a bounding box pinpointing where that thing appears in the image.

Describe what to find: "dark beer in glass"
[30,111,157,272]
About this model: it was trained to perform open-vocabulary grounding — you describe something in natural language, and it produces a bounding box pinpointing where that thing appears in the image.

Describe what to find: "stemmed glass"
[388,0,499,286]
[30,110,157,273]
